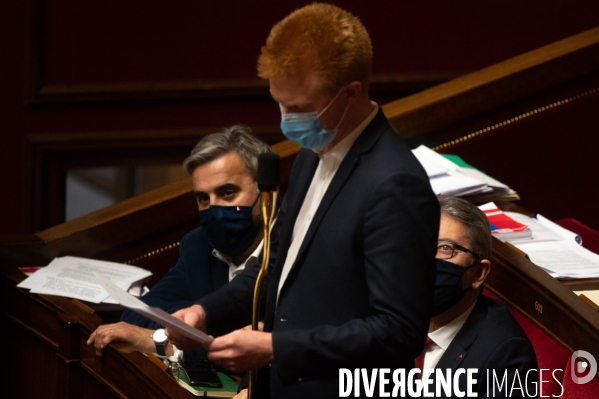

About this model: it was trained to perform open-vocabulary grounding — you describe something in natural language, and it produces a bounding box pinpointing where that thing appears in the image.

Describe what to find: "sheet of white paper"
[412,145,455,177]
[536,214,582,245]
[428,171,488,196]
[458,167,509,192]
[95,273,213,344]
[515,240,599,278]
[18,256,151,303]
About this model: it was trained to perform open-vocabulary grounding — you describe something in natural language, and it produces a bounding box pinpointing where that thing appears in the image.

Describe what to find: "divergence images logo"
[571,350,597,385]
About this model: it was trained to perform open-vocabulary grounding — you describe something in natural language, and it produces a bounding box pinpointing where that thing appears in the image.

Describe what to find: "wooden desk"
[0,263,191,399]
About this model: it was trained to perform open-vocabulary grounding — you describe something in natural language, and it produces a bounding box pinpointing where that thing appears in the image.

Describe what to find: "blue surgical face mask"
[431,259,477,316]
[279,87,348,149]
[199,199,261,257]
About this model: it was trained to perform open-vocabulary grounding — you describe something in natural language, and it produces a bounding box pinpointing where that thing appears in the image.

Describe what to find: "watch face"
[153,329,168,343]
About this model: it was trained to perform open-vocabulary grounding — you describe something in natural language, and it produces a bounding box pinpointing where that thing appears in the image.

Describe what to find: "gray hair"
[438,195,492,260]
[183,125,272,179]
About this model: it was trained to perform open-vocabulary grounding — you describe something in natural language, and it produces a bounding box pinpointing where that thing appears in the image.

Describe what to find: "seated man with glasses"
[417,195,537,397]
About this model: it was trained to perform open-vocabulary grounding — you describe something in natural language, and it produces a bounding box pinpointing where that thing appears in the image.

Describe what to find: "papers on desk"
[17,256,152,304]
[479,202,532,240]
[412,145,516,200]
[490,212,599,279]
[502,212,582,246]
[518,241,599,279]
[94,273,212,344]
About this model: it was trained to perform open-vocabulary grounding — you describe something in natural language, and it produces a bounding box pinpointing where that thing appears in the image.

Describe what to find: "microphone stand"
[248,190,277,399]
[249,153,279,399]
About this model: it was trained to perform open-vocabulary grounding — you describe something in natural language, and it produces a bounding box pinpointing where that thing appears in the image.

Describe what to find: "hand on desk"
[87,321,157,356]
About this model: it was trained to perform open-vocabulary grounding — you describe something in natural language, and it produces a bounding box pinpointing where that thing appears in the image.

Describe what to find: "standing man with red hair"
[168,4,440,397]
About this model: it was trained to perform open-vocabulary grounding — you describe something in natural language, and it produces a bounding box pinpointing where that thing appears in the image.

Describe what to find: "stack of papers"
[17,256,152,304]
[412,145,517,201]
[490,212,599,279]
[479,202,532,240]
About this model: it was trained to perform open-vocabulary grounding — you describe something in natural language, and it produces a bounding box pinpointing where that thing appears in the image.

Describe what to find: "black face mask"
[199,202,261,257]
[431,258,477,316]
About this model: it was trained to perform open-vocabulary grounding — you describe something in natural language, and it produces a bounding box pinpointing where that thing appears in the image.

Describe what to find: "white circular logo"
[571,350,597,385]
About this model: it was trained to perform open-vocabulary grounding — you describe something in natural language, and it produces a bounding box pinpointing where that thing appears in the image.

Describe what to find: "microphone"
[249,152,280,399]
[257,152,280,192]
[256,152,280,231]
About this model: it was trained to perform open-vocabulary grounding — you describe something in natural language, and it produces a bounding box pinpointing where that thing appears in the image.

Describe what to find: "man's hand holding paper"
[95,273,213,345]
[168,306,273,372]
[166,304,209,350]
[207,329,273,373]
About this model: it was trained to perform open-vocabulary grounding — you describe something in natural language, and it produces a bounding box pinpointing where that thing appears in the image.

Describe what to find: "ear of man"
[470,259,491,290]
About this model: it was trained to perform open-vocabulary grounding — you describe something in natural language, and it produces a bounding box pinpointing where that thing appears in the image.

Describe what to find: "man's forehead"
[192,153,252,185]
[269,70,326,105]
[439,214,470,243]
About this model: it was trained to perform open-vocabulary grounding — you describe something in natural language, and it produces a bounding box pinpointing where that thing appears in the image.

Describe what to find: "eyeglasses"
[436,241,480,261]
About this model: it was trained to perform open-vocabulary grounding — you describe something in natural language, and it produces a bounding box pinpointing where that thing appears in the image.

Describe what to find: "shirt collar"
[212,238,264,281]
[428,300,477,351]
[315,102,379,162]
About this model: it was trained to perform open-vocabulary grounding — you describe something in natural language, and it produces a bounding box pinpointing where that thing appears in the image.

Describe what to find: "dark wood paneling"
[2,139,300,267]
[383,26,599,140]
[27,0,454,106]
[25,127,285,231]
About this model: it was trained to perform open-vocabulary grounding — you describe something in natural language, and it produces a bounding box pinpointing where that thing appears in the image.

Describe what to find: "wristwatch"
[152,328,168,356]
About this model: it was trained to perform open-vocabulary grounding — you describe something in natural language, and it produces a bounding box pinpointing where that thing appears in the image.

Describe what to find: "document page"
[536,214,583,244]
[412,145,490,196]
[411,145,455,177]
[501,212,580,245]
[427,171,488,196]
[17,256,152,303]
[95,273,213,344]
[516,240,599,279]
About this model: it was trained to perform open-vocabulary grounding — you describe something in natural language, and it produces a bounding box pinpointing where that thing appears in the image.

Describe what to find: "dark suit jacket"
[200,110,440,398]
[426,296,538,398]
[121,227,229,363]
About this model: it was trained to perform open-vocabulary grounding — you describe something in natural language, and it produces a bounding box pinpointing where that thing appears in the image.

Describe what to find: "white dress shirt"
[166,238,265,362]
[423,300,478,371]
[212,238,264,282]
[276,103,379,302]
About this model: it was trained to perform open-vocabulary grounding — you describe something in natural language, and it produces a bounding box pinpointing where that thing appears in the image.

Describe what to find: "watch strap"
[152,329,168,356]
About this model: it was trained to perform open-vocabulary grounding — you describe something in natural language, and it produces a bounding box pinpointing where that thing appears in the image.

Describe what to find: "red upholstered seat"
[482,289,570,397]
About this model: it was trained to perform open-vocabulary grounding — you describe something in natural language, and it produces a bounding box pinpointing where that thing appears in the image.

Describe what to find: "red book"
[479,202,531,239]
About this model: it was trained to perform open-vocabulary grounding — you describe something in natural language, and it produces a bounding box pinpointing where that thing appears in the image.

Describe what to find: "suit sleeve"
[121,233,205,329]
[271,171,439,380]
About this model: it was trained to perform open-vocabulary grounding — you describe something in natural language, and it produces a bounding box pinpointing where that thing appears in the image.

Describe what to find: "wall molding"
[25,127,283,232]
[27,0,456,106]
